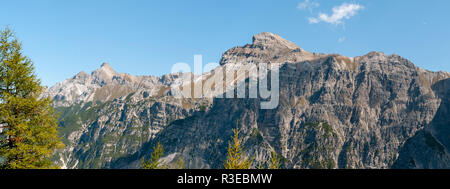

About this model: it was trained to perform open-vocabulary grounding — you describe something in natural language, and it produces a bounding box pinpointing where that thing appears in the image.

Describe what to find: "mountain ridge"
[44,32,450,169]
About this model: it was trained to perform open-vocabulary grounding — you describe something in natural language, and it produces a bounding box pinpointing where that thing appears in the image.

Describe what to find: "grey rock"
[46,32,450,169]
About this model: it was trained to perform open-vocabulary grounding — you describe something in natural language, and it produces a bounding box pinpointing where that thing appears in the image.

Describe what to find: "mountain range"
[43,32,450,169]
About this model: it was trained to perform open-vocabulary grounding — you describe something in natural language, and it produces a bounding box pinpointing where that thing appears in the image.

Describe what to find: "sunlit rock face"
[45,32,450,169]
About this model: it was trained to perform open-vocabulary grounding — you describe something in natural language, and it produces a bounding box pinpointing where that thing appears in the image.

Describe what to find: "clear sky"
[1,0,449,86]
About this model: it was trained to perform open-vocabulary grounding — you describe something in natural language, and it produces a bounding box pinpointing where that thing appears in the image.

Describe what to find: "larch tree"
[0,27,64,169]
[141,142,167,169]
[268,150,281,169]
[224,127,254,169]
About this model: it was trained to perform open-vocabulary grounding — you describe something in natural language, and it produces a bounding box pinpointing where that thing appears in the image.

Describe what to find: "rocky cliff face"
[393,78,450,168]
[43,32,450,169]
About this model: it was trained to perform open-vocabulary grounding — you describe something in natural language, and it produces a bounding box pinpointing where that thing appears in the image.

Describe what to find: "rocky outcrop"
[45,32,450,169]
[393,78,450,168]
[219,32,316,66]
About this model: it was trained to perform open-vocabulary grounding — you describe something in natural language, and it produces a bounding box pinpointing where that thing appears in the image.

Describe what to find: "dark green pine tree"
[0,27,64,169]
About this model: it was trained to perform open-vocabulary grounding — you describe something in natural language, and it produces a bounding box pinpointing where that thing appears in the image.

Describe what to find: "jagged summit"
[74,71,89,78]
[71,63,116,82]
[43,61,185,107]
[91,62,118,83]
[252,32,301,51]
[220,32,312,65]
[101,62,111,67]
[96,62,116,74]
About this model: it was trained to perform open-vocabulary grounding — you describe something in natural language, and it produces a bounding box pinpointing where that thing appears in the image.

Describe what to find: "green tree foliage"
[268,151,281,169]
[141,142,167,169]
[224,127,254,169]
[176,156,185,169]
[0,27,64,169]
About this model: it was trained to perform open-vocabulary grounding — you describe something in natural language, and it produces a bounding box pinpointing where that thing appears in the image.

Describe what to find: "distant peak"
[98,62,115,72]
[76,71,89,76]
[73,71,89,80]
[365,51,385,57]
[252,32,279,41]
[101,62,112,68]
[92,62,117,80]
[252,32,301,50]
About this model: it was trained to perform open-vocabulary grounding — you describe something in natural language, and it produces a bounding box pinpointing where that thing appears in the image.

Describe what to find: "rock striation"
[43,32,450,169]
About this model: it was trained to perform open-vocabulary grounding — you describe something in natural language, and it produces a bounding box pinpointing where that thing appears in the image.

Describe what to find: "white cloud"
[308,3,364,25]
[297,0,319,11]
[338,37,346,43]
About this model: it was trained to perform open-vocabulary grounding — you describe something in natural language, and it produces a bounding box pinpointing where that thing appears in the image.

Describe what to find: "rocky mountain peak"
[72,71,90,83]
[361,51,386,59]
[100,62,112,68]
[97,62,116,74]
[252,32,301,51]
[74,71,89,78]
[219,32,311,65]
[91,62,118,83]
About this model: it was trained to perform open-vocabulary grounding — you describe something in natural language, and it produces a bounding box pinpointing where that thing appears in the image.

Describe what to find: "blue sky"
[1,0,449,86]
